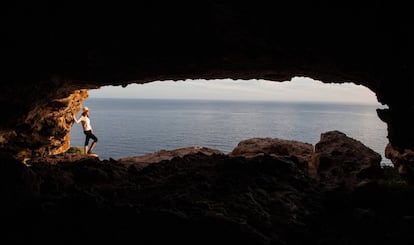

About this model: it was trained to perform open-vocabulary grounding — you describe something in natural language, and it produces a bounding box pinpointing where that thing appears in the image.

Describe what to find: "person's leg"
[84,132,91,154]
[89,142,96,153]
[88,133,98,154]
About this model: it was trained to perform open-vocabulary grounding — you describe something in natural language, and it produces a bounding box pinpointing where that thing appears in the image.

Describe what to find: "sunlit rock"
[0,89,89,161]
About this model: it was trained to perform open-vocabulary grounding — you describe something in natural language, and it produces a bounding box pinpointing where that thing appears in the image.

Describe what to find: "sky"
[89,77,380,105]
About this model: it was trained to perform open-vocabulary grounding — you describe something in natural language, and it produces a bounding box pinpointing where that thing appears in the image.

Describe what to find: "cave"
[1,3,413,164]
[1,3,414,244]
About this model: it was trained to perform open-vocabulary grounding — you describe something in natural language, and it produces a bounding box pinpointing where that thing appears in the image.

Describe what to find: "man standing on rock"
[73,106,98,155]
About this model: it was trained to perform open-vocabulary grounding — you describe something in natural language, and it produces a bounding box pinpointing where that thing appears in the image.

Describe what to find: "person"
[73,106,98,154]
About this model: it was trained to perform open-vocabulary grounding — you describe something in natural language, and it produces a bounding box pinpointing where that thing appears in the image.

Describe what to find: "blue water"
[70,98,390,165]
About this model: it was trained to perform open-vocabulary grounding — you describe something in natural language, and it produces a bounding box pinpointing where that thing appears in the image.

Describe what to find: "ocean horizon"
[70,98,391,165]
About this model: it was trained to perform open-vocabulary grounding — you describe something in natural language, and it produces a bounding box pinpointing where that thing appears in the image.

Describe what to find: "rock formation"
[2,3,414,241]
[310,131,382,189]
[2,132,414,244]
[118,146,223,170]
[385,143,414,181]
[0,88,89,161]
[229,137,313,172]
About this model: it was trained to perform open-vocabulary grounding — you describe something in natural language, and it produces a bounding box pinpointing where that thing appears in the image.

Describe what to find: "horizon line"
[86,97,385,106]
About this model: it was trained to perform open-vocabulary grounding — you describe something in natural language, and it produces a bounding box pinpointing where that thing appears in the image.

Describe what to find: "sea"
[70,98,391,165]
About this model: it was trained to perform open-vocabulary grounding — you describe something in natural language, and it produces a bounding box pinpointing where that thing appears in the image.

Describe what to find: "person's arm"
[73,115,81,123]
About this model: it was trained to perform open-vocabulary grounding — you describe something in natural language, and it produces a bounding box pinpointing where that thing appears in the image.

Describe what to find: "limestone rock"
[118,146,224,170]
[229,137,313,172]
[0,89,90,161]
[310,130,382,189]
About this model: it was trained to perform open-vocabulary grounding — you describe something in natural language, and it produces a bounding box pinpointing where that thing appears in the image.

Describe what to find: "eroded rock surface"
[310,131,382,189]
[0,89,89,161]
[118,146,223,170]
[385,143,414,181]
[229,137,313,172]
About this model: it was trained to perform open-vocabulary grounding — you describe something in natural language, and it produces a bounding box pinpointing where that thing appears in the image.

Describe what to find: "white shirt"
[74,115,92,131]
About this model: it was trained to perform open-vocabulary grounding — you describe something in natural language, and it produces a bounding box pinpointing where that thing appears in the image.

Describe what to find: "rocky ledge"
[1,131,413,245]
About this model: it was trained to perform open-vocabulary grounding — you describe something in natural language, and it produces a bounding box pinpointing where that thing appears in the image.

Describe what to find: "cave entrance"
[70,77,390,165]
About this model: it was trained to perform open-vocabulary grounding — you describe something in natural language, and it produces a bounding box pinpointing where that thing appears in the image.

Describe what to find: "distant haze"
[89,77,379,105]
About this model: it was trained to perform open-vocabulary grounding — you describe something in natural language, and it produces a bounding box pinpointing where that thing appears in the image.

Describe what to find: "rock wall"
[1,3,413,162]
[0,88,89,161]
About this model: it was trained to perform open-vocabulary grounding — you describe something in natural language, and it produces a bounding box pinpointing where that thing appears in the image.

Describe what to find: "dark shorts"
[83,130,98,146]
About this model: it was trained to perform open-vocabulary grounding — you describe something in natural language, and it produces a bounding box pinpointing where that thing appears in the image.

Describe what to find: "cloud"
[89,77,378,104]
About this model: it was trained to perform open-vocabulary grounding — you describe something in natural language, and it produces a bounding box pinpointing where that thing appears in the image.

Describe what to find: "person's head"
[82,106,89,116]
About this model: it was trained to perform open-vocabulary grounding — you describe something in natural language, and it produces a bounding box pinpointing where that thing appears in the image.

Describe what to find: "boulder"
[229,137,314,172]
[310,130,382,189]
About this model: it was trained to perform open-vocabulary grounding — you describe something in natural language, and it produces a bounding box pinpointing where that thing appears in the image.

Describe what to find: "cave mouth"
[69,77,390,165]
